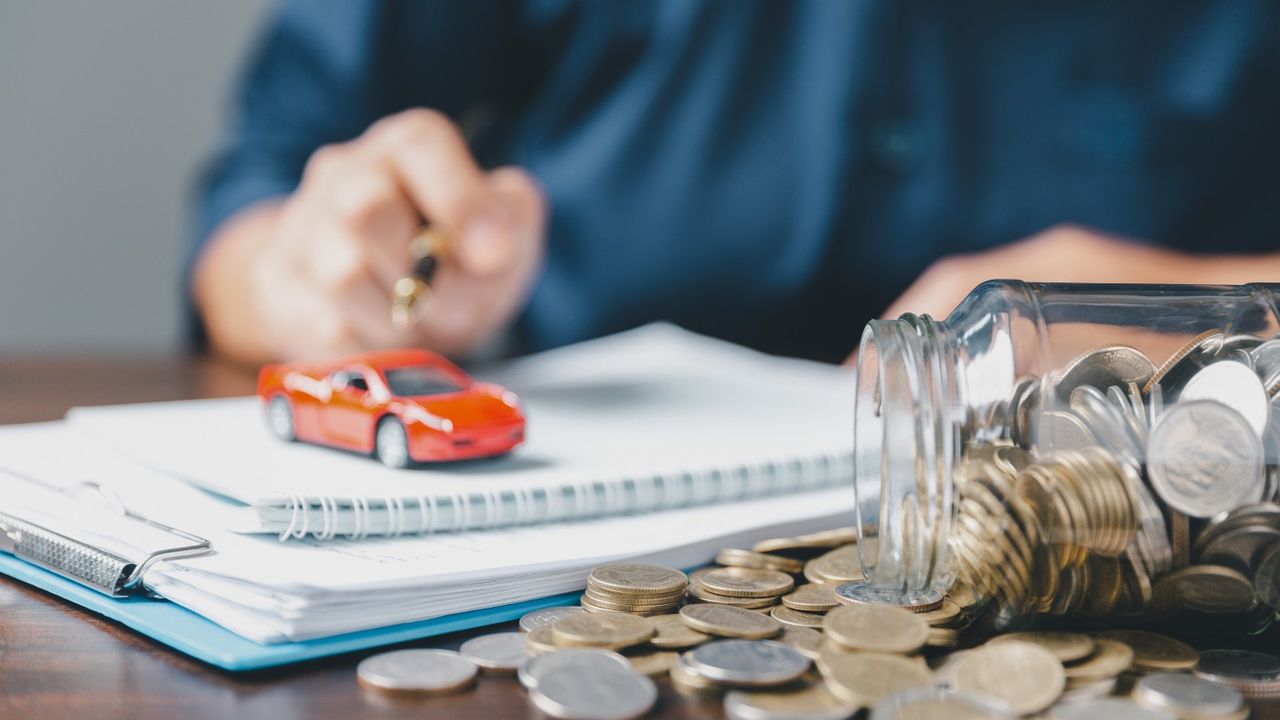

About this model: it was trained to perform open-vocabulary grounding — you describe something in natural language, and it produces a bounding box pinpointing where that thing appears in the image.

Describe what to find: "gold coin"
[679,603,782,639]
[952,640,1065,716]
[550,611,655,650]
[753,527,858,554]
[806,545,865,585]
[782,583,840,613]
[582,588,681,610]
[580,596,671,617]
[776,625,824,660]
[989,631,1095,663]
[915,598,964,628]
[817,646,933,707]
[723,685,854,720]
[698,567,795,598]
[688,581,780,609]
[715,548,805,574]
[769,604,825,629]
[647,614,711,649]
[1063,639,1134,683]
[823,604,929,655]
[525,624,559,655]
[588,564,688,597]
[624,649,679,677]
[1094,629,1197,672]
[926,628,958,648]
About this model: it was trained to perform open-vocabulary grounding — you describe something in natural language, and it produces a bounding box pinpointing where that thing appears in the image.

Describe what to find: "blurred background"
[0,1,271,355]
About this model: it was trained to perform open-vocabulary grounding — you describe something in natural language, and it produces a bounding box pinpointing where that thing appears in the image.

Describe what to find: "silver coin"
[1199,523,1280,574]
[1251,339,1280,396]
[1071,386,1142,461]
[1036,410,1097,452]
[355,649,477,694]
[685,639,810,686]
[459,631,528,673]
[1147,400,1263,517]
[1057,345,1156,399]
[1049,698,1173,720]
[833,580,943,611]
[517,647,631,690]
[1256,541,1280,608]
[1220,334,1264,355]
[529,658,657,720]
[1195,649,1280,684]
[1179,360,1269,437]
[1134,672,1243,717]
[519,605,586,633]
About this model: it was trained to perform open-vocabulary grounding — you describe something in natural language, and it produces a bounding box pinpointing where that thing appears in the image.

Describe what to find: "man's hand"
[194,109,546,364]
[880,224,1201,321]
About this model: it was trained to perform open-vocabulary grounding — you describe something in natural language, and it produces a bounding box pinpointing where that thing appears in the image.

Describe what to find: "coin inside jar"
[833,580,943,613]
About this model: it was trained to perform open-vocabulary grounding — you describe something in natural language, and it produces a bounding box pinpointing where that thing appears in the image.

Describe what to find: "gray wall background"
[0,1,274,354]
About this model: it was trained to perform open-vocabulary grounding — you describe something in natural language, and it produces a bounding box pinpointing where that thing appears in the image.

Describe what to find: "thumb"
[454,167,546,276]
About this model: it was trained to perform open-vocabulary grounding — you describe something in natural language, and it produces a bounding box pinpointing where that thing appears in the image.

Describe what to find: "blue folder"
[0,553,580,671]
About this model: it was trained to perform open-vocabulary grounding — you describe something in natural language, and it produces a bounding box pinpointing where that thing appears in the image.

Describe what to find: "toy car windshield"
[383,366,465,397]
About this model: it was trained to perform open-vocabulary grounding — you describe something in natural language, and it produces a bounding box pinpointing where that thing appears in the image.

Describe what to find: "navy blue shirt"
[195,0,1280,362]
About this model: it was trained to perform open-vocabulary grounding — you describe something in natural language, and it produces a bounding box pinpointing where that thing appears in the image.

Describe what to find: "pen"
[392,226,447,329]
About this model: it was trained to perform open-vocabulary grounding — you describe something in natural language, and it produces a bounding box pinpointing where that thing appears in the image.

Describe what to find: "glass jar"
[853,280,1280,622]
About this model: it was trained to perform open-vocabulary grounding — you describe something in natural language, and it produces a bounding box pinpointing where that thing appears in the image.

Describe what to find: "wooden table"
[0,355,1276,720]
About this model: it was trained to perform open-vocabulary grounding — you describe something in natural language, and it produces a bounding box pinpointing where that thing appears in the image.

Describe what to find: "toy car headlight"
[501,391,521,409]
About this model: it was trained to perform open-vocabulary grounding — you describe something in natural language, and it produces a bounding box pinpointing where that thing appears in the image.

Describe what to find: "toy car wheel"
[375,417,412,469]
[267,395,296,442]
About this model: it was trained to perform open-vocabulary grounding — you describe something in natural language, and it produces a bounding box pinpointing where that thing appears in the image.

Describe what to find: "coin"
[1179,360,1269,438]
[952,641,1065,716]
[1144,329,1222,395]
[589,564,688,596]
[782,583,840,612]
[518,647,632,690]
[1047,698,1175,720]
[1062,639,1133,683]
[624,648,679,677]
[724,684,855,720]
[1037,410,1097,452]
[1094,630,1197,672]
[805,545,866,584]
[689,580,781,608]
[753,527,858,554]
[817,647,933,707]
[669,652,721,694]
[833,580,944,613]
[1152,565,1257,614]
[1147,400,1263,518]
[700,567,796,598]
[520,606,586,633]
[770,604,826,629]
[1255,541,1280,608]
[648,613,712,649]
[823,604,929,655]
[717,548,806,574]
[776,625,824,660]
[680,603,782,639]
[529,654,657,720]
[1195,649,1280,697]
[459,632,528,673]
[356,649,478,695]
[1133,672,1244,719]
[686,639,810,687]
[869,686,1015,720]
[551,611,655,649]
[525,624,561,655]
[1057,345,1155,399]
[988,631,1094,663]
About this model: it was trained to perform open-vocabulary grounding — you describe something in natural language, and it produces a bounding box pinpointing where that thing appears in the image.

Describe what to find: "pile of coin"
[582,563,689,615]
[353,537,1280,720]
[941,331,1280,623]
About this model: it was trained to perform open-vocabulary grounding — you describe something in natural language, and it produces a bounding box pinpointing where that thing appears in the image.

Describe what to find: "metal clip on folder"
[0,479,211,598]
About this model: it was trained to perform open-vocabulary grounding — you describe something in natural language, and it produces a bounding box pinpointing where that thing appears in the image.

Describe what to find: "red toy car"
[257,350,525,467]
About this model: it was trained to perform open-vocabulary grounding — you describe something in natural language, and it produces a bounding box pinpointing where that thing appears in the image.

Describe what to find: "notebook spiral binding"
[276,451,854,541]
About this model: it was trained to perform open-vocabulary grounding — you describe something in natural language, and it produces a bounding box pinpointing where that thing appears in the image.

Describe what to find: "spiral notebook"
[67,324,856,540]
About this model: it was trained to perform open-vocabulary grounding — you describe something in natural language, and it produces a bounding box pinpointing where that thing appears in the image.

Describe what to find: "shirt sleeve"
[186,0,512,345]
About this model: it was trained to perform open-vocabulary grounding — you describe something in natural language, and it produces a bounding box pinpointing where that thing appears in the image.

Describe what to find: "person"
[191,0,1280,366]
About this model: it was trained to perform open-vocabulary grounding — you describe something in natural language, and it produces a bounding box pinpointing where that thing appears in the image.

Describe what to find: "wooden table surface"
[0,354,1276,720]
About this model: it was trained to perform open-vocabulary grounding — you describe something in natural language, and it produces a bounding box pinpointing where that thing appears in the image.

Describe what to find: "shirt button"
[869,119,925,174]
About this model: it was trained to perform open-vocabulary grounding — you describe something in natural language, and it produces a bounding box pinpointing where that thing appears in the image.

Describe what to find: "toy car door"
[320,368,377,449]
